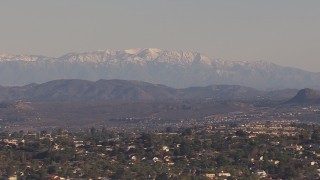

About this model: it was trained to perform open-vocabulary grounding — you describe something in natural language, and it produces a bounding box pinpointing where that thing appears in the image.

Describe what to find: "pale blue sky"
[0,1,319,72]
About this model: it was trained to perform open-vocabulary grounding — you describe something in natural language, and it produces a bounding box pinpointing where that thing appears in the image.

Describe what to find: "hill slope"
[287,88,320,104]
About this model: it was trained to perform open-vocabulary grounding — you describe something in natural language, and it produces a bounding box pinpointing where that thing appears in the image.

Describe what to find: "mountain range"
[0,79,299,102]
[0,79,318,130]
[1,48,320,90]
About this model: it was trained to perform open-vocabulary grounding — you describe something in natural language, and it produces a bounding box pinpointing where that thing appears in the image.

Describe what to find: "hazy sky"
[0,1,319,72]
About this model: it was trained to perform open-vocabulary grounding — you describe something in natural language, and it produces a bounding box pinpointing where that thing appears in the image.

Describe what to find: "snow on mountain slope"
[0,48,319,90]
[57,48,214,66]
[0,54,50,62]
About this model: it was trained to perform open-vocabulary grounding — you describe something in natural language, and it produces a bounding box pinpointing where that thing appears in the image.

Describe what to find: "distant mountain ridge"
[287,88,320,104]
[1,48,320,89]
[0,79,299,102]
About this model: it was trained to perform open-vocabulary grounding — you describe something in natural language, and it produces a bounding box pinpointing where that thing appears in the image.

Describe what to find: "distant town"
[0,100,320,179]
[2,119,320,179]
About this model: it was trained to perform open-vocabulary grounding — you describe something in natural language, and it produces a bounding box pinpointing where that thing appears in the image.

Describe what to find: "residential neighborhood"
[1,120,320,179]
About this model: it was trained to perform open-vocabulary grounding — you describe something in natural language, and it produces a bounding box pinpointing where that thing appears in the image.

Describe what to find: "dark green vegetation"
[1,124,320,179]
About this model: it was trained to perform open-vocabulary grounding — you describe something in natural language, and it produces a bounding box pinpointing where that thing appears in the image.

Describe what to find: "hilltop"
[287,88,320,104]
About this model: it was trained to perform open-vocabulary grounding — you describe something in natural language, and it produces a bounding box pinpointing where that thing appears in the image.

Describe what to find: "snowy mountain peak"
[0,48,319,90]
[57,48,218,65]
[124,48,142,55]
[124,48,162,55]
[0,54,49,62]
[0,49,220,66]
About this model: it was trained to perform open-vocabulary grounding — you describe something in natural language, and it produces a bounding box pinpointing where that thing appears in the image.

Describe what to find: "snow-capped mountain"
[0,48,319,89]
[0,54,50,62]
